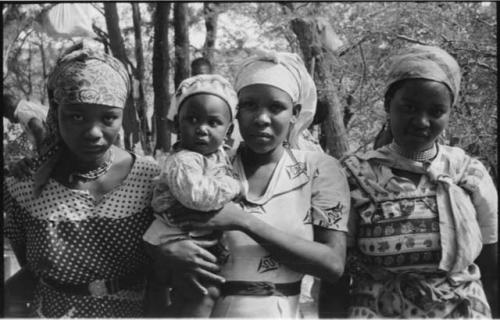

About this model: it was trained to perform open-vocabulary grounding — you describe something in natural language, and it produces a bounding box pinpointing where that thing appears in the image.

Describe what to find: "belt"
[41,274,143,297]
[220,280,301,297]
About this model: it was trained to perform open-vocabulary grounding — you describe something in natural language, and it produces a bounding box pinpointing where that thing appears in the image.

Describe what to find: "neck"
[241,145,285,168]
[389,141,438,162]
[64,146,114,172]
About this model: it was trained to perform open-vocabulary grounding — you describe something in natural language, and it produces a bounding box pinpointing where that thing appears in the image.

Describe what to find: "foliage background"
[3,2,497,182]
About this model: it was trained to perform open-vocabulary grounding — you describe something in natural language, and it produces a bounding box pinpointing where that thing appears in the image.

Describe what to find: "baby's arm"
[165,151,240,212]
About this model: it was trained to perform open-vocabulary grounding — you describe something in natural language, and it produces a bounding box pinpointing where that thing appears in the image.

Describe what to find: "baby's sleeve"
[165,152,241,211]
[459,157,498,244]
[309,154,351,232]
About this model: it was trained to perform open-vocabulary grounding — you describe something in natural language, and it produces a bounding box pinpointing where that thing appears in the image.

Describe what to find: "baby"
[143,74,241,317]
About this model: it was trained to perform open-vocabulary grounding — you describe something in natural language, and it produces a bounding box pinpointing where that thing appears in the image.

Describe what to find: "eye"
[400,104,416,113]
[269,102,286,113]
[430,109,446,117]
[187,116,198,124]
[103,115,119,125]
[208,119,223,127]
[71,114,84,121]
[238,101,257,111]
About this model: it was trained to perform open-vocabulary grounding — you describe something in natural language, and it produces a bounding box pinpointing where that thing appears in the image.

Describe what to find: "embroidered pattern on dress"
[286,162,307,179]
[257,255,279,273]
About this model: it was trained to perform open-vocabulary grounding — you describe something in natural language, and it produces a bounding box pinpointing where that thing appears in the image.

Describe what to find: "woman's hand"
[168,201,246,232]
[8,157,36,179]
[154,237,225,294]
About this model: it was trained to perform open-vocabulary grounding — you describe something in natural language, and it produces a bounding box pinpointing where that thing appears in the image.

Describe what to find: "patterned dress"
[343,145,497,318]
[211,149,351,318]
[4,156,160,317]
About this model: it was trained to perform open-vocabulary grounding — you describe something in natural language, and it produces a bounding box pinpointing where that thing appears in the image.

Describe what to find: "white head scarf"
[234,50,317,149]
[168,74,238,121]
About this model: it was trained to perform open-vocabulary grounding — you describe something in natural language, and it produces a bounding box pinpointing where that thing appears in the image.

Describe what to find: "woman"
[155,50,351,318]
[4,44,160,317]
[324,45,497,318]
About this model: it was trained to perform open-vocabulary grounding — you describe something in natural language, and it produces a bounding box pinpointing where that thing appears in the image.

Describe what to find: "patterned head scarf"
[168,74,238,121]
[234,50,317,149]
[385,45,461,105]
[33,44,130,196]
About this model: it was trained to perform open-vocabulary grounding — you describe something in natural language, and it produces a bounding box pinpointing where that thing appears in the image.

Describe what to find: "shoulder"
[292,149,341,168]
[291,149,347,180]
[5,176,34,203]
[130,153,161,178]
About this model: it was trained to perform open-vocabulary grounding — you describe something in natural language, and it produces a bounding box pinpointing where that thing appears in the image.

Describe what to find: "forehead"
[180,94,231,116]
[238,84,293,102]
[394,79,452,102]
[59,103,123,113]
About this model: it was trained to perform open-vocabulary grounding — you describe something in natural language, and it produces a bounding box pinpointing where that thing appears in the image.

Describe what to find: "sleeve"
[310,154,350,231]
[3,180,27,254]
[14,100,47,131]
[164,152,241,211]
[459,157,498,244]
[150,174,177,213]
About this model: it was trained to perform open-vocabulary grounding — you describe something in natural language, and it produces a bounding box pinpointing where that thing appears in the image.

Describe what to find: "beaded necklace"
[389,142,437,162]
[68,149,114,183]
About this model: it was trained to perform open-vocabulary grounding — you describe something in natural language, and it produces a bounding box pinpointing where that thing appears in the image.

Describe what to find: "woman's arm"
[174,202,347,282]
[476,243,498,318]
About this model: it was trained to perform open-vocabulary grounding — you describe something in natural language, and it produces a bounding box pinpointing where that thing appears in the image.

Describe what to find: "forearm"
[476,243,498,317]
[238,214,346,281]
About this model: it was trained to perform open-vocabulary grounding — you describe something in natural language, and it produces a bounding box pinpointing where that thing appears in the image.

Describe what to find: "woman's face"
[58,103,123,163]
[237,84,298,154]
[177,93,232,155]
[387,79,452,152]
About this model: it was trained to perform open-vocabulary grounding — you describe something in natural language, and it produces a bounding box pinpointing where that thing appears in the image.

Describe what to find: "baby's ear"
[226,123,234,137]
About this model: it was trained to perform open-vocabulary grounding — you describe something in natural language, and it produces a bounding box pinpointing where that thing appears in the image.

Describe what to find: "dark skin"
[321,79,498,317]
[157,84,348,304]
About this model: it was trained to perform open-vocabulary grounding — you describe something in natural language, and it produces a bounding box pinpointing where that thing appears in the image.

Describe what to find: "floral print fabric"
[343,144,497,318]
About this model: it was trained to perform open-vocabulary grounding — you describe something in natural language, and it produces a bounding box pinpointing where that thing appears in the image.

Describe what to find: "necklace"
[389,142,437,162]
[68,149,114,183]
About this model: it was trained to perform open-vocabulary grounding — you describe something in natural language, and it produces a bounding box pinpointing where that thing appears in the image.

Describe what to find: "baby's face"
[177,93,232,155]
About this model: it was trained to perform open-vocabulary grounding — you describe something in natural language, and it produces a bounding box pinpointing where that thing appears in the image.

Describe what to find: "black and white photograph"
[2,2,497,318]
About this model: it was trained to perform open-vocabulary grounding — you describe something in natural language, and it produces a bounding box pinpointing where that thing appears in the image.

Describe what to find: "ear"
[226,123,234,137]
[292,104,302,122]
[171,116,180,134]
[384,99,391,114]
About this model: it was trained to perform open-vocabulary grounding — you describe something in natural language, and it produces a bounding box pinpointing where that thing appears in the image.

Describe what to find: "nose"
[412,113,430,128]
[83,123,104,141]
[253,108,271,127]
[195,124,208,136]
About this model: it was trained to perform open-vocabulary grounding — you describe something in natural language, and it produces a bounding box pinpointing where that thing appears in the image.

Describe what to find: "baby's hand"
[9,157,36,179]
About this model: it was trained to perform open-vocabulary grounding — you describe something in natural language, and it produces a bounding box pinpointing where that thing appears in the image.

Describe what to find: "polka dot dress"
[4,157,160,318]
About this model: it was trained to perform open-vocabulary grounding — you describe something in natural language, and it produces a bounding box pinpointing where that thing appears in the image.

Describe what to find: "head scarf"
[234,50,317,149]
[33,44,130,196]
[167,74,238,121]
[385,45,461,105]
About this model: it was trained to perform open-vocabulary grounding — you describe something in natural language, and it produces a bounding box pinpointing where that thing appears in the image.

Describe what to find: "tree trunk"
[203,3,218,62]
[39,35,47,104]
[104,2,139,151]
[291,18,350,158]
[174,3,190,88]
[153,2,171,152]
[132,3,153,155]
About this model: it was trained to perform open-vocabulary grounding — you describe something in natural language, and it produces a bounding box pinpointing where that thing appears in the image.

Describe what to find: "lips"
[251,132,273,139]
[81,145,107,153]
